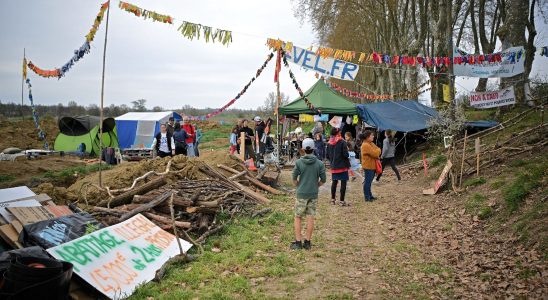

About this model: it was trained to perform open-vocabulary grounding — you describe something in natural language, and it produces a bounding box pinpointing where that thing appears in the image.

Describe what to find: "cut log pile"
[88,159,283,240]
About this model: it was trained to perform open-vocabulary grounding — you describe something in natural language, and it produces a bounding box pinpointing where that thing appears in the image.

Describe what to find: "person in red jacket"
[182,117,196,157]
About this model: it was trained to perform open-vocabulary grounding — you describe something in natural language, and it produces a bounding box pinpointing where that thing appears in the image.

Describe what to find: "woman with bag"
[360,130,381,202]
[376,129,401,183]
[326,128,351,206]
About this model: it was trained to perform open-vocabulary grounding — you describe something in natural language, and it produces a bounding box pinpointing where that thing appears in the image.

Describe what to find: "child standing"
[345,132,360,181]
[229,126,238,155]
[313,133,325,160]
[291,138,327,250]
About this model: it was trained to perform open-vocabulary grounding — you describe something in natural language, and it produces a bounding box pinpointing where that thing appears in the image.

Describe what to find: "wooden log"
[229,170,248,180]
[98,176,167,207]
[217,164,283,195]
[143,212,191,229]
[197,213,211,233]
[195,200,220,208]
[119,191,172,222]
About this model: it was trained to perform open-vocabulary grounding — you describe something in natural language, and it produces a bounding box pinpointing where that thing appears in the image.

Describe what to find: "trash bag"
[19,212,103,249]
[0,246,50,273]
[0,256,73,300]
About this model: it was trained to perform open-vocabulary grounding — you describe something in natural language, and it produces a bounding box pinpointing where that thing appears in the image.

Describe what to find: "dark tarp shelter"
[279,79,358,116]
[356,100,438,132]
[54,116,118,155]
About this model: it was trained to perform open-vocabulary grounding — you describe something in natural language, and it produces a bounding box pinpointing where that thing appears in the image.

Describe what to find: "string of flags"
[27,1,109,79]
[25,79,49,150]
[329,80,431,101]
[118,1,232,46]
[281,50,322,115]
[184,53,275,121]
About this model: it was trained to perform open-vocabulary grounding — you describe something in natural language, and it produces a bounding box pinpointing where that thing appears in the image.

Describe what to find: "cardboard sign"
[469,86,516,109]
[7,206,54,225]
[47,214,192,299]
[423,160,453,195]
[453,46,525,78]
[329,116,343,129]
[285,46,359,81]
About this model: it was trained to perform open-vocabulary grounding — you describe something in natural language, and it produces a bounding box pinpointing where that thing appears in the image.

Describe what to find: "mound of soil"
[0,117,58,151]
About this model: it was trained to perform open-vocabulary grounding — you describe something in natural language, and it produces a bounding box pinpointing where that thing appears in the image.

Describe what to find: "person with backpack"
[360,130,381,202]
[152,124,175,158]
[173,122,188,156]
[291,138,327,250]
[326,128,351,206]
[182,117,196,157]
[376,129,402,183]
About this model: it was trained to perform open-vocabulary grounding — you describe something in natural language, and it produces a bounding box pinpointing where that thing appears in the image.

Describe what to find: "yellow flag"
[442,84,451,103]
[22,58,27,80]
[299,114,314,123]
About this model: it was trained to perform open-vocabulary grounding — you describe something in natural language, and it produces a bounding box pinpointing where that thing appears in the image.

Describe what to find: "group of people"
[229,116,269,161]
[152,116,202,158]
[290,126,401,250]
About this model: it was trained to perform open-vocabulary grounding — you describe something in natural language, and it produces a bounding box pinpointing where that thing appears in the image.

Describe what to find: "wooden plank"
[7,206,54,225]
[423,160,453,195]
[459,130,468,187]
[239,132,246,161]
[0,224,23,249]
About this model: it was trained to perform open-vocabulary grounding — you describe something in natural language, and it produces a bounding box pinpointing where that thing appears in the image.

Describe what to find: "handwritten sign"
[47,214,192,299]
[469,86,516,109]
[453,46,525,78]
[285,46,359,81]
[423,160,453,195]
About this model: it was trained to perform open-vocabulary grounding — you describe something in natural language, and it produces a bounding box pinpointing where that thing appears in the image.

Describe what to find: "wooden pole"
[276,80,281,164]
[459,130,468,187]
[239,132,246,161]
[21,48,25,119]
[475,137,481,176]
[98,1,111,187]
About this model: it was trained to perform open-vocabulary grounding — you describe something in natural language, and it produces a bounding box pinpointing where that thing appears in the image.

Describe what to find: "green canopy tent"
[278,79,358,117]
[54,116,119,155]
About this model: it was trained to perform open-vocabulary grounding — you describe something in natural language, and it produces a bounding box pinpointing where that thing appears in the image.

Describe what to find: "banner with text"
[47,214,192,299]
[469,86,516,109]
[285,46,359,81]
[453,46,525,78]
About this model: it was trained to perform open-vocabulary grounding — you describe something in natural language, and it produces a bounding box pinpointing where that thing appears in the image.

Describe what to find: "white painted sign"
[285,46,359,81]
[469,86,516,109]
[47,214,192,299]
[453,46,525,78]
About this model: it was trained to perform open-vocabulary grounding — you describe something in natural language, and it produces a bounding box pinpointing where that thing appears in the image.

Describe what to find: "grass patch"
[200,125,233,144]
[502,163,546,212]
[465,193,488,214]
[43,164,112,179]
[0,174,15,183]
[513,200,548,257]
[129,196,306,299]
[463,177,486,187]
[490,179,506,190]
[430,154,447,168]
[478,207,493,220]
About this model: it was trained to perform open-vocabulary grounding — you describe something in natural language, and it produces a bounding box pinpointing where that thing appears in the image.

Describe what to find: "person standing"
[254,116,266,155]
[166,117,175,136]
[194,125,203,157]
[361,131,381,202]
[326,128,351,206]
[182,117,196,157]
[291,138,327,250]
[152,124,175,158]
[229,125,239,155]
[376,130,401,183]
[313,133,325,160]
[239,119,256,161]
[173,122,188,156]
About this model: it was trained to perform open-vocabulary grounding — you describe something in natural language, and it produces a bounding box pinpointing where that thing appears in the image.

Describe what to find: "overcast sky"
[1,0,547,110]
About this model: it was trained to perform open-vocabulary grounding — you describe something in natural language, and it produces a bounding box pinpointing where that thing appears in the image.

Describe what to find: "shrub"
[430,155,447,168]
[463,177,487,187]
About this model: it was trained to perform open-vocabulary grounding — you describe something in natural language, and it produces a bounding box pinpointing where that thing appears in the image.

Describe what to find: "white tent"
[115,112,182,149]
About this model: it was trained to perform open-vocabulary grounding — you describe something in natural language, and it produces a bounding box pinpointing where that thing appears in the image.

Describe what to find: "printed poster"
[468,86,516,109]
[453,46,525,78]
[48,214,192,299]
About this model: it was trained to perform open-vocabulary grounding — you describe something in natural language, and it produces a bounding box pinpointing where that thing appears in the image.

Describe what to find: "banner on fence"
[453,46,525,78]
[285,46,359,81]
[468,86,516,109]
[47,214,192,299]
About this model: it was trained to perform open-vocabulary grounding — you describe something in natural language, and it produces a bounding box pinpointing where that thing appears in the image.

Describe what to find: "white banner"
[47,214,192,299]
[285,46,359,81]
[469,86,516,109]
[453,46,525,78]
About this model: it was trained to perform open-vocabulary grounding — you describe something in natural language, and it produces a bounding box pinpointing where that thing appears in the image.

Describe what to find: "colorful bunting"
[281,50,322,115]
[329,81,430,101]
[184,53,275,121]
[25,78,49,149]
[119,1,173,24]
[27,1,109,79]
[177,21,232,45]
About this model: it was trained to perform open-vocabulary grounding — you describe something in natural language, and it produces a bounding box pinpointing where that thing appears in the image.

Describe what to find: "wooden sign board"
[423,160,453,195]
[47,214,192,300]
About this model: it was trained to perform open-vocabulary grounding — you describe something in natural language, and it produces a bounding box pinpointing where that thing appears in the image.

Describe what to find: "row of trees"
[294,0,546,106]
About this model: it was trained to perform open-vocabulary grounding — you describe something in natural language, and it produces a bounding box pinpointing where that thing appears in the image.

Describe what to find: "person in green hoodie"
[291,138,327,250]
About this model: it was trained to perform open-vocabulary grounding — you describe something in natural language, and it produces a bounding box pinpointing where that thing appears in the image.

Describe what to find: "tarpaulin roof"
[279,79,358,116]
[357,100,438,132]
[58,116,115,136]
[464,120,499,128]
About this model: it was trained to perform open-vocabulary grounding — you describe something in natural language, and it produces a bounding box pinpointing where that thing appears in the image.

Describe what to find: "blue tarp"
[464,120,499,128]
[357,100,439,132]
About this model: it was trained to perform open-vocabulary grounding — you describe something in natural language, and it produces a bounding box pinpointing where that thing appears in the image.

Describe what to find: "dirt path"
[261,169,546,299]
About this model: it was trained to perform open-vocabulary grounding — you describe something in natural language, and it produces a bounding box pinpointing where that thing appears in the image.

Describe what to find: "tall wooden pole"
[275,80,281,164]
[98,1,111,187]
[21,48,25,118]
[458,130,468,187]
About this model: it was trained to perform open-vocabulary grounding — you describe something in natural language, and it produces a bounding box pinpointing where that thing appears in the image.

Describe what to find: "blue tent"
[115,112,182,149]
[357,100,438,132]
